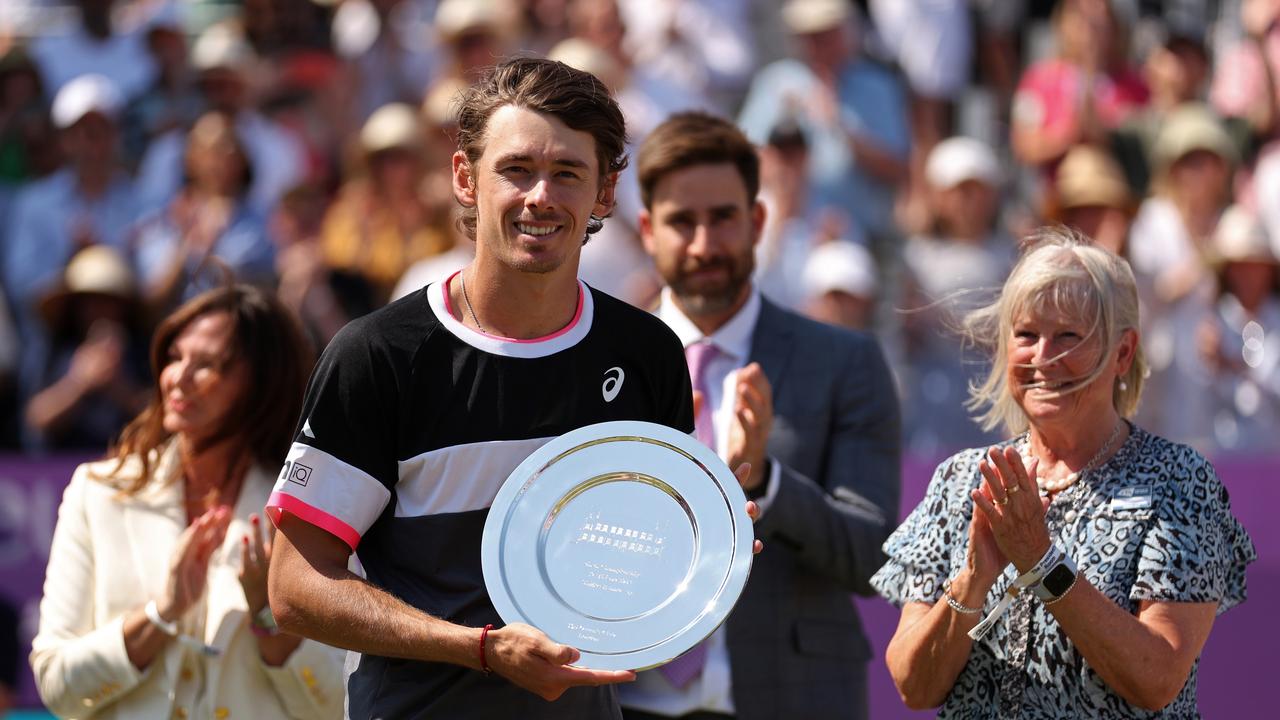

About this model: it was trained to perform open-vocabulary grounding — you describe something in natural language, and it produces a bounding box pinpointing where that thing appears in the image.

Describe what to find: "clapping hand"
[238,513,273,613]
[972,447,1052,574]
[157,506,232,621]
[692,390,765,555]
[725,363,773,494]
[67,321,126,392]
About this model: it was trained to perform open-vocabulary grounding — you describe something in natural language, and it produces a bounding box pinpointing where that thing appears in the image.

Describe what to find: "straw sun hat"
[38,246,138,330]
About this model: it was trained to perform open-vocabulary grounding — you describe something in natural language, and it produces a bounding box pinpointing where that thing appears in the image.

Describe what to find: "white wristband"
[144,600,221,656]
[967,545,1067,641]
[144,600,178,636]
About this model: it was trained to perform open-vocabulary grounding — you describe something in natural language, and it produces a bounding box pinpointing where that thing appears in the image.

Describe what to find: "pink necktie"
[659,341,719,688]
[684,341,720,450]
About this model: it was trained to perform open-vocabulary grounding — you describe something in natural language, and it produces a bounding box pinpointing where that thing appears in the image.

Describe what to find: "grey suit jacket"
[725,298,901,720]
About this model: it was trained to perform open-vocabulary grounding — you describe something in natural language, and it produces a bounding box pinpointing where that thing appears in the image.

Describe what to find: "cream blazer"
[30,444,346,720]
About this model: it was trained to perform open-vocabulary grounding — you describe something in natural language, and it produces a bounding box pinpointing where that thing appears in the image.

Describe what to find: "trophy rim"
[481,420,754,671]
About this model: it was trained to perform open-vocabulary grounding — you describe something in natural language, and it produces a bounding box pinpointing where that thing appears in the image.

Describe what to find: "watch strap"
[1031,553,1080,602]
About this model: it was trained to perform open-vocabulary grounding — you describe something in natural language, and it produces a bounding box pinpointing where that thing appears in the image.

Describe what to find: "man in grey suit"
[619,112,901,720]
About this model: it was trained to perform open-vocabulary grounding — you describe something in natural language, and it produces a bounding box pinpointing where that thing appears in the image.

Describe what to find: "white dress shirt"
[619,286,780,716]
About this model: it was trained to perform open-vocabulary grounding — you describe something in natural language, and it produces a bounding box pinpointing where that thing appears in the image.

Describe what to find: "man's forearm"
[268,518,482,670]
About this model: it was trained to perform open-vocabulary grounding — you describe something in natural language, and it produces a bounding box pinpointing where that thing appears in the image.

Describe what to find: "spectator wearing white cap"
[1126,106,1239,448]
[1194,205,1280,452]
[135,21,308,216]
[3,73,140,445]
[135,112,278,314]
[5,74,138,301]
[801,239,879,332]
[1130,106,1236,296]
[753,118,862,312]
[28,0,157,102]
[321,102,450,303]
[900,136,1013,455]
[738,0,910,245]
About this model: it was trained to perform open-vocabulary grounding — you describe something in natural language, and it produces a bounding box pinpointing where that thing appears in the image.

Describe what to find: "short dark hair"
[107,285,312,495]
[637,111,760,209]
[455,56,628,240]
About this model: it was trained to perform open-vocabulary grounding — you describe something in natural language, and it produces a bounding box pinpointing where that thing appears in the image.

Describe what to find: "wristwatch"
[1030,553,1079,602]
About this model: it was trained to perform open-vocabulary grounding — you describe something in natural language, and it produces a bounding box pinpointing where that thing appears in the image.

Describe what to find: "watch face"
[1042,564,1076,596]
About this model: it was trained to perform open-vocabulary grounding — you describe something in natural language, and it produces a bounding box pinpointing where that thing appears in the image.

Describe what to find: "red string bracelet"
[479,624,494,674]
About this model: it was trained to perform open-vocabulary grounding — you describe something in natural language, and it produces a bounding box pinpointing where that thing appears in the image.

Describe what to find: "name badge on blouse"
[1110,485,1154,511]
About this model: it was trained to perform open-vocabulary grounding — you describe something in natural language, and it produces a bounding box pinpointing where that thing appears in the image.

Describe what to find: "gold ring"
[1004,484,1020,494]
[995,496,1010,506]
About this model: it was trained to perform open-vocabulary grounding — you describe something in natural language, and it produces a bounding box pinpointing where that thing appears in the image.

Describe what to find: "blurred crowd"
[0,0,1277,459]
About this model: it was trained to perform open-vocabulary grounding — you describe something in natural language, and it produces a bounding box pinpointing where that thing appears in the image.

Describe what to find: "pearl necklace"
[1019,419,1124,494]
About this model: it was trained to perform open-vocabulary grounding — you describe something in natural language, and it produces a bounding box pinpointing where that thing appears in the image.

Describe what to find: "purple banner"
[1,453,1275,713]
[0,454,94,710]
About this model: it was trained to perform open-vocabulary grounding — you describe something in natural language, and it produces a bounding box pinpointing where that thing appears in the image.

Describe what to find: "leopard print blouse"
[871,424,1256,719]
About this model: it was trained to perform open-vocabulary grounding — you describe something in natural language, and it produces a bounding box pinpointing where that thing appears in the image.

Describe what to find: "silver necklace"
[460,272,484,333]
[1020,419,1124,494]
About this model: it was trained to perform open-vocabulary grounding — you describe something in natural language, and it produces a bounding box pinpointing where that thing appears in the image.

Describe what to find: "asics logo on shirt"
[602,367,625,402]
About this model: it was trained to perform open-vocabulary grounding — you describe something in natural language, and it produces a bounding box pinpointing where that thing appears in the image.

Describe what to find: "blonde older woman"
[872,229,1256,717]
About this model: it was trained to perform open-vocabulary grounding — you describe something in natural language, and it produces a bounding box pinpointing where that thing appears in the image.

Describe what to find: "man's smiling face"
[454,105,615,275]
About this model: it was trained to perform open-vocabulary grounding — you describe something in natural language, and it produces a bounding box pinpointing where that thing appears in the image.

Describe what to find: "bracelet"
[144,600,221,656]
[250,605,280,638]
[144,600,179,636]
[1042,571,1081,606]
[942,579,982,614]
[967,544,1068,641]
[478,624,494,674]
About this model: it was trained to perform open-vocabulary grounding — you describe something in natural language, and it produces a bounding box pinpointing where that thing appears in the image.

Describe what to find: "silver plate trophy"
[481,420,754,671]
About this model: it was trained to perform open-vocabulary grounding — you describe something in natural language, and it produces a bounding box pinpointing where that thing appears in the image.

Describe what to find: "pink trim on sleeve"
[266,490,362,551]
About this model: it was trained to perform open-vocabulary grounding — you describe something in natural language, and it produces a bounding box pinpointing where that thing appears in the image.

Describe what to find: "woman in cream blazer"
[31,286,344,719]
